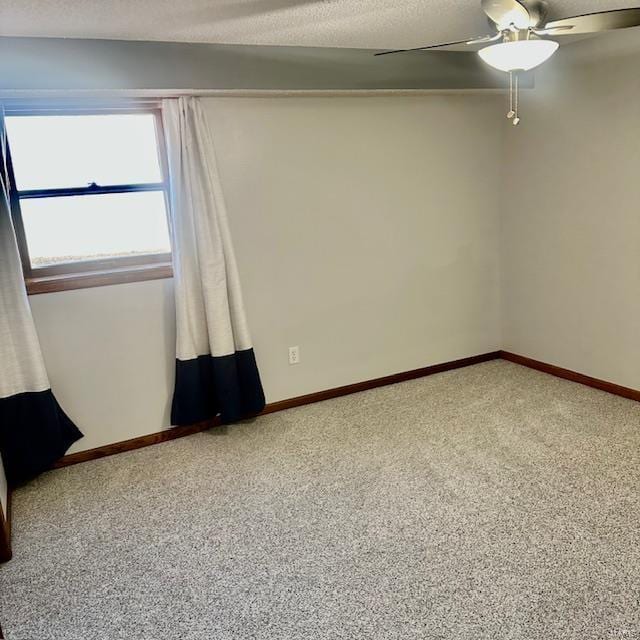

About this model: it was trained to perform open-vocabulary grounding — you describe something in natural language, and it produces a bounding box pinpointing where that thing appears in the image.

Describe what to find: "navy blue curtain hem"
[0,389,83,485]
[171,348,266,426]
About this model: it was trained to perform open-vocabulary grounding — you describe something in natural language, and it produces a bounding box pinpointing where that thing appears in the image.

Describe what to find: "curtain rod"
[0,88,508,101]
[0,88,510,113]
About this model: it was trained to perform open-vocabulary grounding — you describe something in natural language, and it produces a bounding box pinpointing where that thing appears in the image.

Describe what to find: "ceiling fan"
[375,1,640,125]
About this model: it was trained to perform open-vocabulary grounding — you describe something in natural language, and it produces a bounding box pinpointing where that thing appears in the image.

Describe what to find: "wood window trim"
[25,261,174,295]
[5,105,174,295]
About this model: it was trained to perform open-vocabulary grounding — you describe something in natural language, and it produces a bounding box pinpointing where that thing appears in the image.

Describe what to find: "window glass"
[6,114,163,191]
[20,191,171,267]
[6,111,171,276]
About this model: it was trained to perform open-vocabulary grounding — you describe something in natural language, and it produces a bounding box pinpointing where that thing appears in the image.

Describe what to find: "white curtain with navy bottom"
[162,97,265,426]
[0,109,82,485]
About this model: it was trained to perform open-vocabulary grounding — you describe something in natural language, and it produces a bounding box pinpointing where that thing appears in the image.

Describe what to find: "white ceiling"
[0,0,639,49]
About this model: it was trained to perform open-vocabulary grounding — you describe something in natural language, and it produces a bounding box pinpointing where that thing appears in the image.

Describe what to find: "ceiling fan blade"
[544,7,640,36]
[468,32,504,45]
[481,0,531,29]
[531,25,574,36]
[374,33,499,57]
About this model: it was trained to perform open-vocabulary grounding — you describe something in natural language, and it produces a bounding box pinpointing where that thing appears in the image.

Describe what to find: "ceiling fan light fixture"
[478,39,559,72]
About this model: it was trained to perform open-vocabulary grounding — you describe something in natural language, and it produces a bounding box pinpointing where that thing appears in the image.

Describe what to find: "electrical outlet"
[288,346,300,365]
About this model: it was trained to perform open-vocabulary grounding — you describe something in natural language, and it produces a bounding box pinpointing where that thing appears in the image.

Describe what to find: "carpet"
[1,360,639,639]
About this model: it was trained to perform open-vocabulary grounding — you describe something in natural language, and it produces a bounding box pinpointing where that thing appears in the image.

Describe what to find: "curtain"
[162,97,265,426]
[0,109,82,485]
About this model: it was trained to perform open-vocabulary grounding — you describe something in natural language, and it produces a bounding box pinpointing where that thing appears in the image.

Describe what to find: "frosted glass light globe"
[478,40,559,72]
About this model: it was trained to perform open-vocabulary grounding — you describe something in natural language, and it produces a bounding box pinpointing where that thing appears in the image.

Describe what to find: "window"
[5,108,173,294]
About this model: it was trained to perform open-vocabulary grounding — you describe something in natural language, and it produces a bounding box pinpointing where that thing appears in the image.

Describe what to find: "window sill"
[26,262,173,295]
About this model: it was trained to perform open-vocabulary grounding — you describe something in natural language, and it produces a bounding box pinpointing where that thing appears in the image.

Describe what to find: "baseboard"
[51,350,640,471]
[0,488,12,564]
[55,351,501,469]
[500,351,640,402]
[55,420,222,468]
[262,352,501,414]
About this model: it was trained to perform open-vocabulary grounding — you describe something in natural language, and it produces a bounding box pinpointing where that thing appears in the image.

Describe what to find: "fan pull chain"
[508,71,514,119]
[514,72,520,125]
[507,71,521,126]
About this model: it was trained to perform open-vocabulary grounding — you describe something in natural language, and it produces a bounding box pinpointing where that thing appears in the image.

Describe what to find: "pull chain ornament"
[507,71,521,126]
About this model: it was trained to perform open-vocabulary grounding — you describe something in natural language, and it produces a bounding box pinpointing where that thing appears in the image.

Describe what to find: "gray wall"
[501,30,640,390]
[0,36,523,91]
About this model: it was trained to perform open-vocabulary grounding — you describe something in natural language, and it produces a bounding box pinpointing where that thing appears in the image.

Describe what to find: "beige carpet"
[1,360,639,639]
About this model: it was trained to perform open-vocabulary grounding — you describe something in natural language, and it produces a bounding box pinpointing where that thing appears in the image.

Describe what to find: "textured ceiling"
[0,0,639,49]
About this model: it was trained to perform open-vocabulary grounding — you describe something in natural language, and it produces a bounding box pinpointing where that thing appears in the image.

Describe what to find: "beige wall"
[205,96,502,400]
[30,280,176,453]
[501,31,640,390]
[30,94,504,453]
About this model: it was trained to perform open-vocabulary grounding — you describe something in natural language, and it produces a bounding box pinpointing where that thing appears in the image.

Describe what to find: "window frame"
[5,104,173,295]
